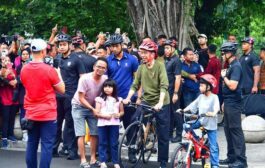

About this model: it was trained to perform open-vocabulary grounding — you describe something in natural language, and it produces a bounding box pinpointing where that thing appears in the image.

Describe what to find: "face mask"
[1,49,8,57]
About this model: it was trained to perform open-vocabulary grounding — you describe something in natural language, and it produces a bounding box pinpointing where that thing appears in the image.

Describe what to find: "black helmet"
[109,34,123,45]
[164,40,177,48]
[220,42,237,53]
[57,34,72,43]
[104,40,111,47]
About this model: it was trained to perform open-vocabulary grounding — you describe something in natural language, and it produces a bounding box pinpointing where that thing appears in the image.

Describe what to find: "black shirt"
[73,51,96,73]
[165,55,182,94]
[239,51,260,91]
[222,59,243,100]
[196,48,209,70]
[58,53,86,97]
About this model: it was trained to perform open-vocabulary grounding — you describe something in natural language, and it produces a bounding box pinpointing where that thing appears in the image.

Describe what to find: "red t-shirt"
[21,62,61,121]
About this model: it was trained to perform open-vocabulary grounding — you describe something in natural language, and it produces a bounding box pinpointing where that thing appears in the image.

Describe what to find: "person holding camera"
[20,39,65,168]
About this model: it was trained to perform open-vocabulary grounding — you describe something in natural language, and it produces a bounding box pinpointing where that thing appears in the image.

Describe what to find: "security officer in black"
[52,34,86,160]
[220,42,247,168]
[164,40,182,143]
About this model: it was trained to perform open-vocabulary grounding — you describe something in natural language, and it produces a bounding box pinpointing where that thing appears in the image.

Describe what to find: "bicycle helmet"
[139,41,158,53]
[199,74,217,91]
[109,34,123,45]
[220,42,237,53]
[72,36,84,45]
[57,34,72,43]
[164,40,177,48]
[104,39,111,47]
[241,37,255,45]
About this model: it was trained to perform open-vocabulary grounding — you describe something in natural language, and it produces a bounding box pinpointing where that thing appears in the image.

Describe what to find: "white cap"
[198,34,207,39]
[31,39,47,52]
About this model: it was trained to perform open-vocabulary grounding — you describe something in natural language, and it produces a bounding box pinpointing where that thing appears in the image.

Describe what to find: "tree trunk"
[127,0,199,49]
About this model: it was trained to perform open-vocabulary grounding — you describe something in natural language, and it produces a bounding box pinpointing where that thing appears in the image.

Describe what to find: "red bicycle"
[170,111,210,168]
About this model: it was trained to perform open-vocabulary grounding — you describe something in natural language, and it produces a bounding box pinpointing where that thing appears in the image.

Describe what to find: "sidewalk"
[3,127,265,167]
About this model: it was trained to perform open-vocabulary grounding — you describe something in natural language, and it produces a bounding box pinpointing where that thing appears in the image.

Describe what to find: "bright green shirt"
[131,60,170,106]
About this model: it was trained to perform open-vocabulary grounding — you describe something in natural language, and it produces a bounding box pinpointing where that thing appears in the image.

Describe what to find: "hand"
[154,102,163,112]
[206,112,215,117]
[136,98,141,105]
[176,109,183,114]
[251,86,258,94]
[113,113,120,119]
[97,33,105,40]
[221,103,224,112]
[104,114,113,120]
[172,94,178,104]
[92,108,99,117]
[52,24,58,34]
[9,79,17,88]
[221,69,227,78]
[189,74,197,82]
[122,98,131,105]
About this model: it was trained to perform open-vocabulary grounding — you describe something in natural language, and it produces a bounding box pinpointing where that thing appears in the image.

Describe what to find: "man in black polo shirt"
[164,40,182,143]
[72,36,96,73]
[239,37,260,95]
[220,42,247,168]
[196,34,209,70]
[52,34,86,160]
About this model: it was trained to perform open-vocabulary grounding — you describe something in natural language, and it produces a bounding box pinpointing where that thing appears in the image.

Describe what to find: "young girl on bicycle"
[95,79,124,168]
[179,74,220,168]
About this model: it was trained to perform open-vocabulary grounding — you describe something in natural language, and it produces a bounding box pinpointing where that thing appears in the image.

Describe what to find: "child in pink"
[95,79,124,168]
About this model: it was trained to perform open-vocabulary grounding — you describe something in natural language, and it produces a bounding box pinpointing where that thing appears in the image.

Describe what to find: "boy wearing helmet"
[179,74,220,168]
[123,40,170,168]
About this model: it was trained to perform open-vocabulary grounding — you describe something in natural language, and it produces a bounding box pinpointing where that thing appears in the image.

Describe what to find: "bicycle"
[118,103,158,168]
[170,111,210,168]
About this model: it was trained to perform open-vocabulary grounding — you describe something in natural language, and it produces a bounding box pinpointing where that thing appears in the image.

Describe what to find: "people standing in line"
[21,39,65,168]
[71,58,108,168]
[106,34,139,163]
[163,40,182,143]
[219,42,247,168]
[95,79,124,168]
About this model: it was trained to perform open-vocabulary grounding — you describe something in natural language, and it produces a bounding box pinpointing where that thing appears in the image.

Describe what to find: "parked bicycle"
[170,110,210,168]
[118,103,158,168]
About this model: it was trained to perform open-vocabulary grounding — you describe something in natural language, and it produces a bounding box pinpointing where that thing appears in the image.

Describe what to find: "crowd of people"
[0,25,265,168]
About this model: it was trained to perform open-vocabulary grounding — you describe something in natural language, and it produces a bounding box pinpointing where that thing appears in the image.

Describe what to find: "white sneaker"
[100,162,107,168]
[22,131,28,142]
[114,164,120,168]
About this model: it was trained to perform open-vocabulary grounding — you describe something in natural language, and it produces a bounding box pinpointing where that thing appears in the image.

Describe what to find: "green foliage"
[0,0,133,41]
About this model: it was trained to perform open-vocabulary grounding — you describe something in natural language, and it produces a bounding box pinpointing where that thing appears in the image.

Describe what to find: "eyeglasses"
[95,65,106,70]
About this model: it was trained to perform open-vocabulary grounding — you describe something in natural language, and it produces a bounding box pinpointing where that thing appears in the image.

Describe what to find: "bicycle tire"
[170,143,192,168]
[143,124,157,163]
[118,121,144,168]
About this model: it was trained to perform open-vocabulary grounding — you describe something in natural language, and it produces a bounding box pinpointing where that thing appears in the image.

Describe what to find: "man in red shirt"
[21,39,65,168]
[197,44,221,94]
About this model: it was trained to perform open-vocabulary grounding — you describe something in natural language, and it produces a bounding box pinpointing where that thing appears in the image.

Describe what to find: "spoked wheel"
[143,124,157,163]
[118,121,144,168]
[170,143,192,168]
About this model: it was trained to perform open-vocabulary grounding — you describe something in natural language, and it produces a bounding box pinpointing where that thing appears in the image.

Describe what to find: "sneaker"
[100,162,107,168]
[160,161,167,168]
[80,162,90,168]
[113,164,120,168]
[59,148,69,156]
[171,136,182,143]
[8,136,17,142]
[228,161,246,168]
[1,139,8,148]
[90,160,101,168]
[22,131,28,142]
[220,158,234,165]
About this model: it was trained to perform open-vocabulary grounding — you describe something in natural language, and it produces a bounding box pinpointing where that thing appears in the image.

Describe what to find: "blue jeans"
[184,121,219,166]
[98,125,119,164]
[26,120,57,168]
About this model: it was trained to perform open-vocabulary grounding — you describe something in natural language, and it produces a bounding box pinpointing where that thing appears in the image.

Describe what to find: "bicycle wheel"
[143,124,157,163]
[170,143,192,168]
[118,121,144,168]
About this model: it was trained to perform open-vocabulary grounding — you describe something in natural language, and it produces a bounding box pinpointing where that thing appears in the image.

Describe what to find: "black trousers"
[168,93,183,138]
[53,96,77,156]
[223,99,247,164]
[1,105,18,138]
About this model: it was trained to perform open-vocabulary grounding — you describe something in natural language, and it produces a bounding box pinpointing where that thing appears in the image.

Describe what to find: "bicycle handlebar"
[124,102,156,112]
